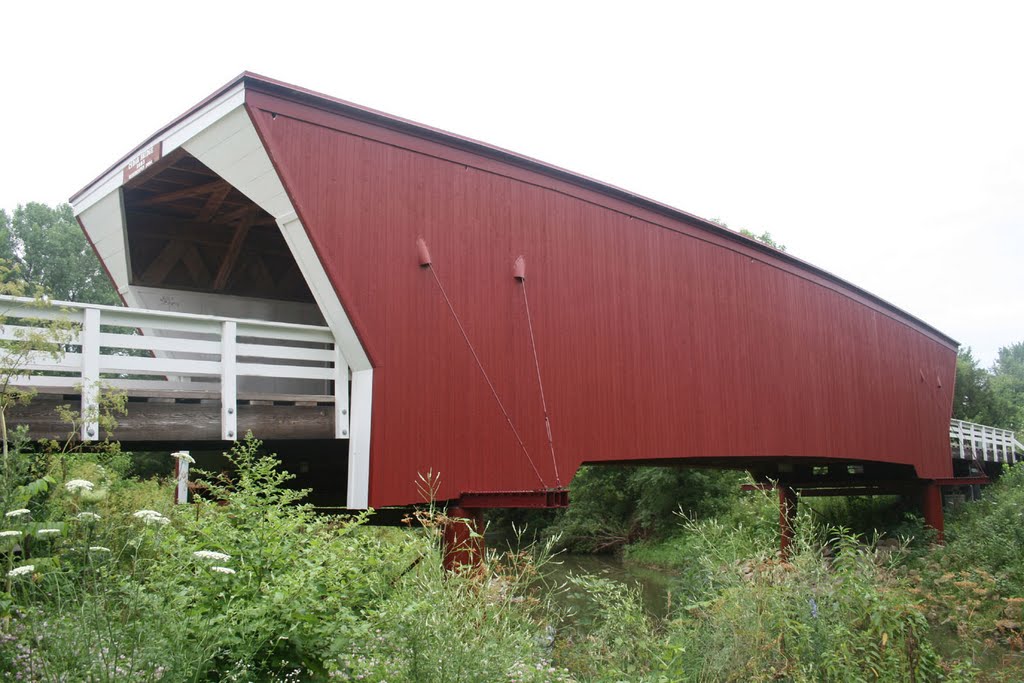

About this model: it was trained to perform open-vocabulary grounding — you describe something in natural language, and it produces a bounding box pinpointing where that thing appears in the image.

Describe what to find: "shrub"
[662,525,942,682]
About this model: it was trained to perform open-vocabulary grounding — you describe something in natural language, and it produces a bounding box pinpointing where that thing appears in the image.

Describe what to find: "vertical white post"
[174,452,190,504]
[334,346,350,439]
[346,368,373,509]
[80,307,100,442]
[221,321,237,441]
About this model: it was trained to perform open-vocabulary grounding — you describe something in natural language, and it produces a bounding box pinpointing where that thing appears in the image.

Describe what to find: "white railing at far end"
[950,419,1021,464]
[0,295,349,442]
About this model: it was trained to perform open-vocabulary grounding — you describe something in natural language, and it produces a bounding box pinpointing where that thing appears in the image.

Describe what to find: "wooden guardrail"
[0,296,348,442]
[950,418,1021,464]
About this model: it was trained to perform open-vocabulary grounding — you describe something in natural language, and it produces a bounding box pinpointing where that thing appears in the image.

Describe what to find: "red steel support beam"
[457,489,569,509]
[921,482,945,542]
[442,506,485,572]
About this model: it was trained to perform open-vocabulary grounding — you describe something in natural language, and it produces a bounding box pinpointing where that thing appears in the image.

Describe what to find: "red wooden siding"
[247,88,955,508]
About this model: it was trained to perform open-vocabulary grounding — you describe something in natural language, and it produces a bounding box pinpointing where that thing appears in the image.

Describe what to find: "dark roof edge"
[70,71,959,348]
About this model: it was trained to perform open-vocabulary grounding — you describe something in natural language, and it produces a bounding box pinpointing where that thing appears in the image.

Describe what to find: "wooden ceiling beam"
[182,244,212,286]
[213,210,256,291]
[140,240,188,283]
[138,179,230,206]
[197,184,233,222]
[217,203,266,225]
[247,253,276,291]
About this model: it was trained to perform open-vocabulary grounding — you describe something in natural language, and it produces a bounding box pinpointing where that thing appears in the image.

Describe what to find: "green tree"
[991,341,1024,431]
[8,202,118,305]
[0,209,16,264]
[952,347,1000,424]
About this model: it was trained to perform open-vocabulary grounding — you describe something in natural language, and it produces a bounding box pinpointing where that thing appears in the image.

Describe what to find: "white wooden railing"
[950,419,1022,464]
[0,296,349,441]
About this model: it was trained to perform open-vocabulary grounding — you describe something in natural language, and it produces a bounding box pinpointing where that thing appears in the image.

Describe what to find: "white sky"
[1,1,1021,366]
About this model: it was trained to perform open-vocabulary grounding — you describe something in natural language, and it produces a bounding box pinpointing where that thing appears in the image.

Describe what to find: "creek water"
[541,553,682,620]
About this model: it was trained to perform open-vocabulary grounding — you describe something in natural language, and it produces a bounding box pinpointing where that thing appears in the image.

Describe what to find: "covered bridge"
[61,73,985,537]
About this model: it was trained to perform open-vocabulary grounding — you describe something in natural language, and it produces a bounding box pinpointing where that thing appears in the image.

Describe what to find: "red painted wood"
[246,87,957,508]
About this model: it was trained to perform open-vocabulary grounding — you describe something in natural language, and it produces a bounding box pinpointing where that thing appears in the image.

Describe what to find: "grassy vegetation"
[4,434,1024,680]
[618,473,1024,681]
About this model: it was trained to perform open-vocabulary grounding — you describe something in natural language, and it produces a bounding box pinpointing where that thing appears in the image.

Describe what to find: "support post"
[220,321,237,441]
[334,347,349,439]
[443,506,485,572]
[779,485,798,558]
[173,451,190,504]
[80,307,100,441]
[921,482,944,542]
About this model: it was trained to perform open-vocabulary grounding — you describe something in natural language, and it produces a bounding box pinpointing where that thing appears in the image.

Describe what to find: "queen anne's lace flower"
[7,565,33,578]
[76,512,101,522]
[133,510,170,525]
[209,566,236,575]
[0,530,22,538]
[4,509,30,519]
[36,528,60,537]
[65,479,95,493]
[193,550,231,562]
[171,451,195,464]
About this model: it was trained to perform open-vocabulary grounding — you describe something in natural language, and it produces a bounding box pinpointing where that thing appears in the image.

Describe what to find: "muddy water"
[542,553,682,620]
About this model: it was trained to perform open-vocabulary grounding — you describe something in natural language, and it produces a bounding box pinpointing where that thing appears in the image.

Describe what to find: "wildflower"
[193,550,231,562]
[89,546,111,553]
[4,509,30,519]
[0,530,22,538]
[132,509,170,525]
[65,479,95,493]
[36,528,60,537]
[171,451,195,464]
[7,565,34,578]
[76,512,101,522]
[209,566,236,575]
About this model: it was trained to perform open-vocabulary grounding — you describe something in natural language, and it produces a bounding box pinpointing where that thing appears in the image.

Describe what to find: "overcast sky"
[2,2,1020,366]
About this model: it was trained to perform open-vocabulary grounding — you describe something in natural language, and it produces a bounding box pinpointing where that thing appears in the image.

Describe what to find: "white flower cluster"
[4,509,30,519]
[210,566,236,575]
[7,565,34,578]
[171,451,195,464]
[132,510,170,526]
[193,550,231,562]
[65,479,95,493]
[0,530,22,539]
[89,546,111,553]
[76,512,101,522]
[36,528,60,537]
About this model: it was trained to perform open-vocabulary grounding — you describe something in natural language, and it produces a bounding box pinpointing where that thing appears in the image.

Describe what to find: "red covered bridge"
[25,72,1014,543]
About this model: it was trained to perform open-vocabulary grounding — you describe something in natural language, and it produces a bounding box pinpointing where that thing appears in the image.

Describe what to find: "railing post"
[81,307,100,441]
[174,451,190,504]
[334,346,350,438]
[221,321,237,441]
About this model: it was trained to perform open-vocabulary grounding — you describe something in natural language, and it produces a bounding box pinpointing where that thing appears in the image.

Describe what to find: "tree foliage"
[709,217,787,252]
[991,342,1024,431]
[3,202,118,305]
[953,344,1024,430]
